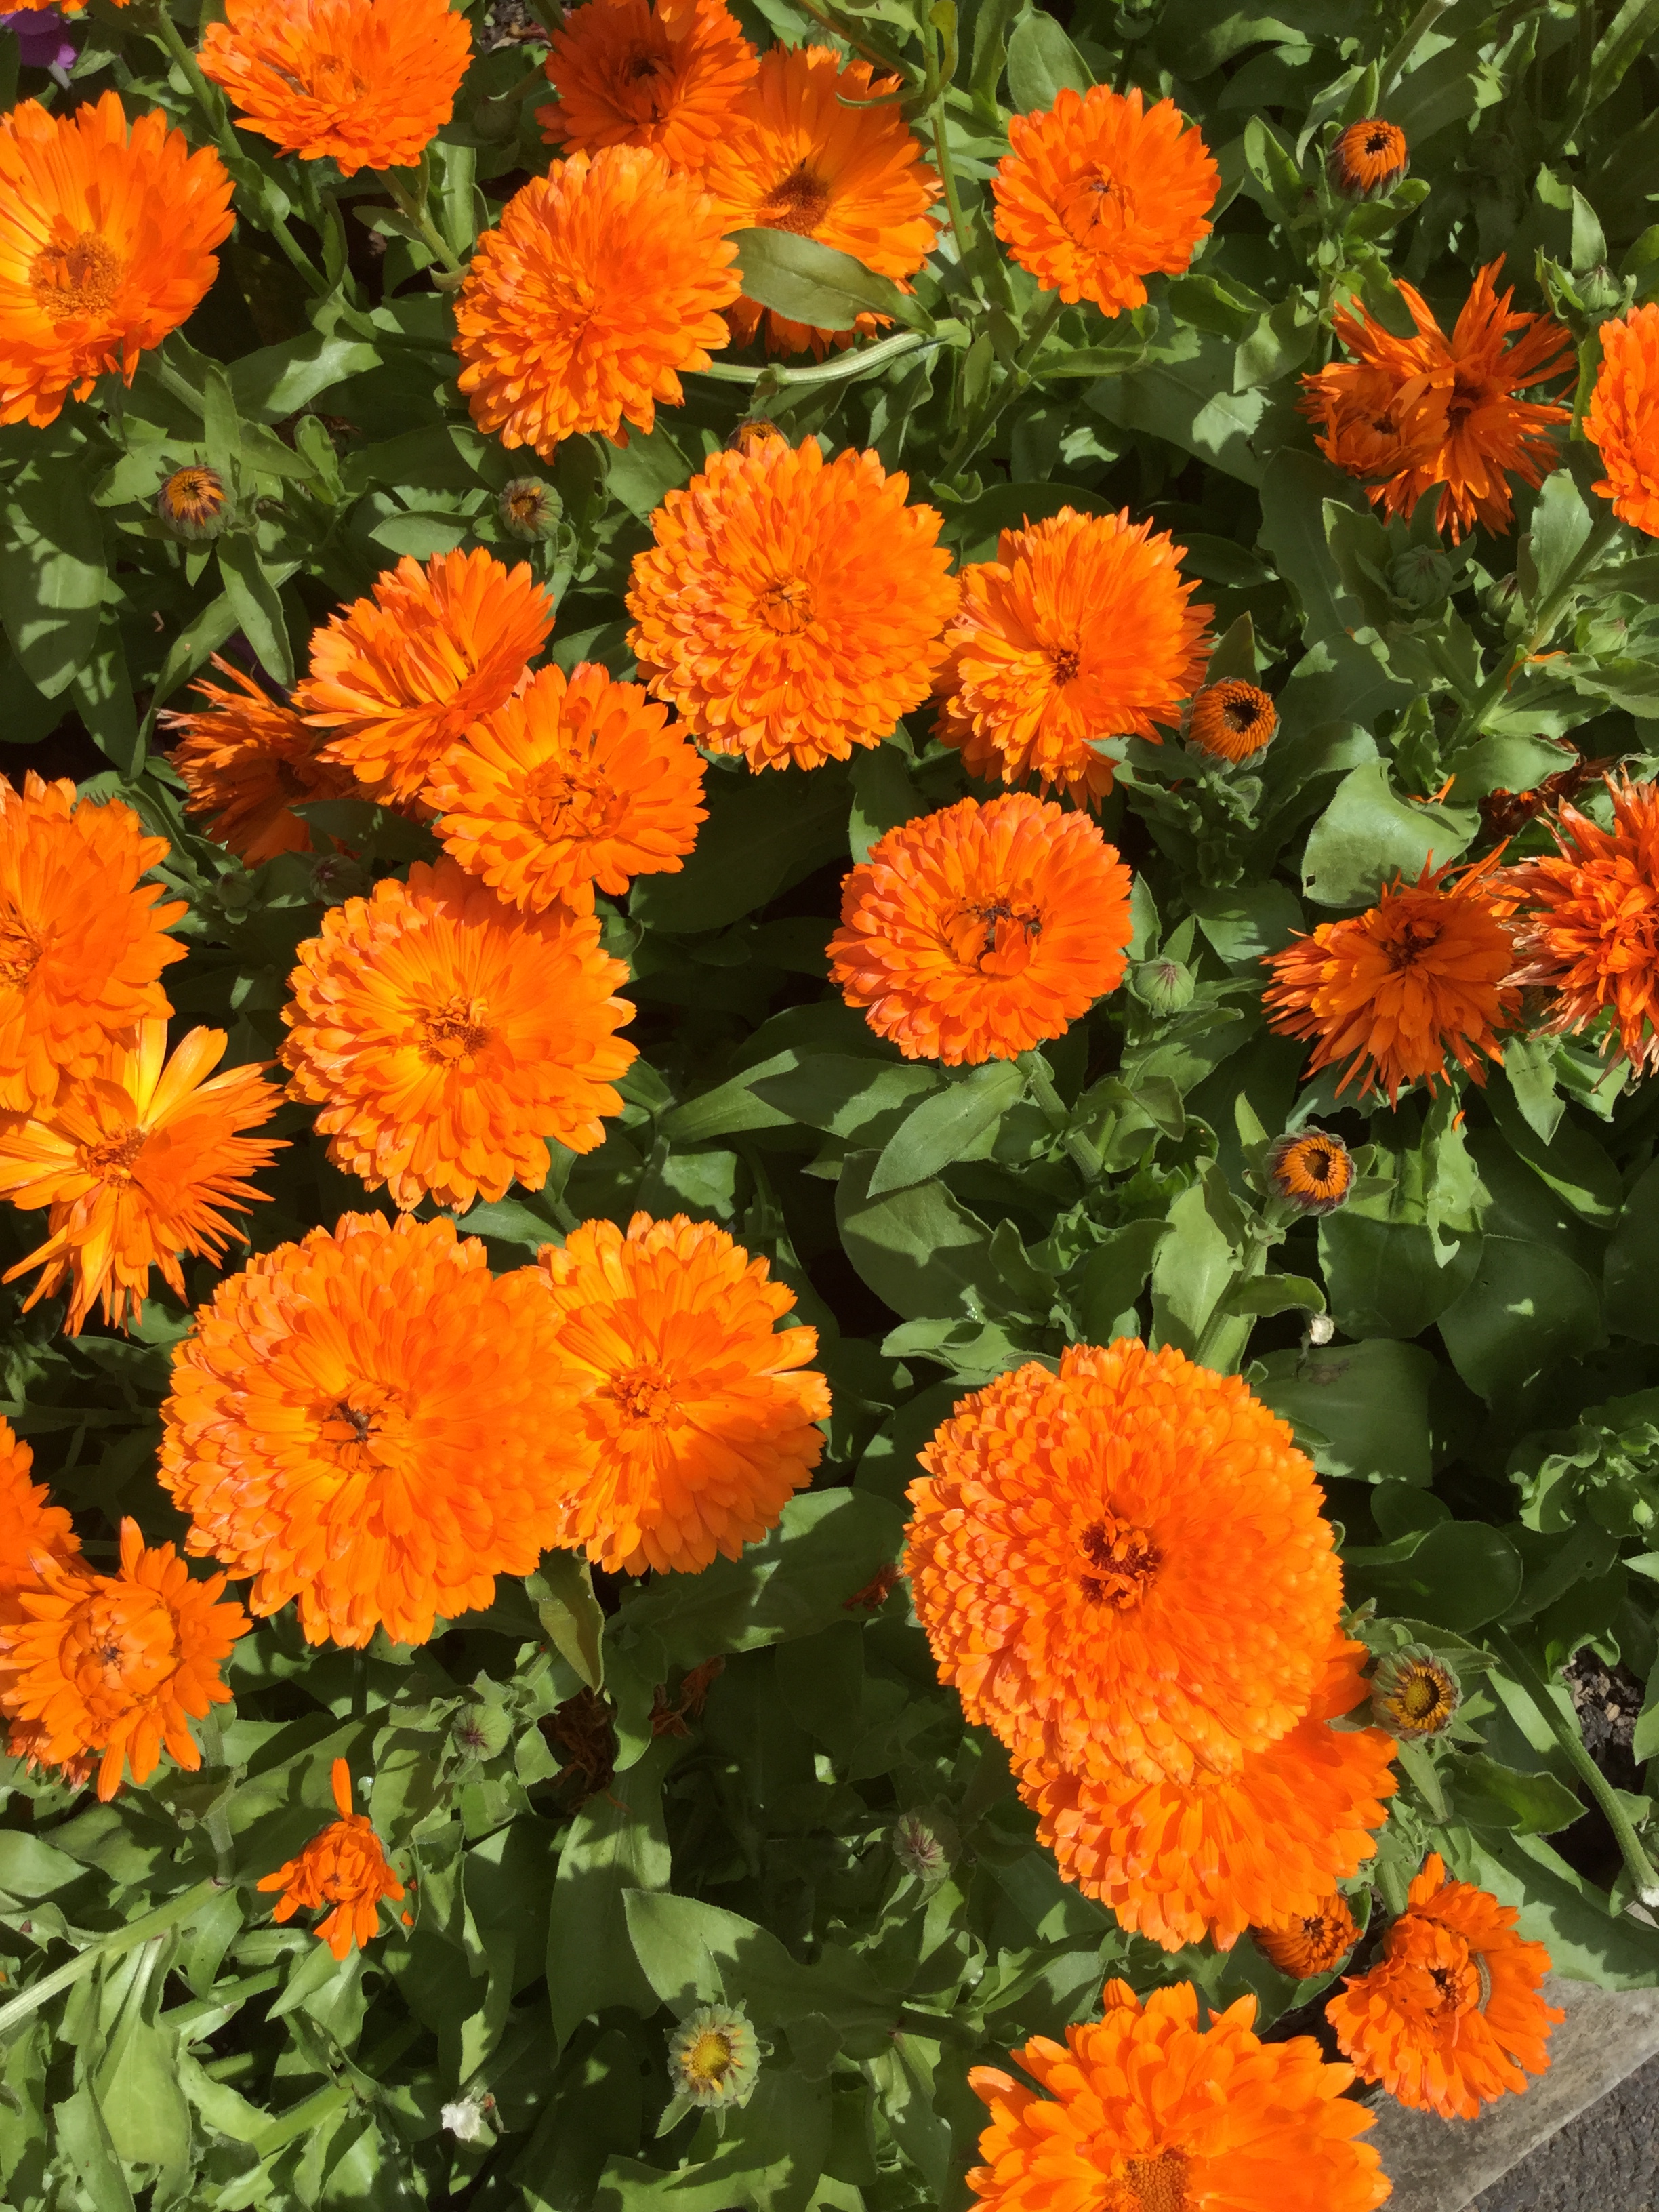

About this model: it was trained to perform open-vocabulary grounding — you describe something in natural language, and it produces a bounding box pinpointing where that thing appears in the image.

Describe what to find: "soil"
[478,0,549,46]
[1553,1650,1646,1889]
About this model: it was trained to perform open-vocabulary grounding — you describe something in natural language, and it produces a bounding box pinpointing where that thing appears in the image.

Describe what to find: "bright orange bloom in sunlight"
[1264,853,1520,1104]
[1301,261,1572,539]
[258,1758,409,1959]
[1187,678,1277,763]
[993,85,1217,315]
[454,146,740,458]
[905,1340,1343,1788]
[0,1422,84,1779]
[1256,1893,1363,1982]
[1021,1637,1397,1952]
[539,0,756,173]
[828,794,1133,1065]
[296,550,553,811]
[1327,1853,1561,2120]
[1586,303,1659,535]
[1329,118,1408,197]
[0,91,232,428]
[937,508,1210,808]
[0,1020,284,1336]
[280,859,635,1212]
[967,1980,1389,2212]
[701,45,939,358]
[1502,776,1659,1075]
[536,1212,830,1574]
[0,773,186,1115]
[628,434,957,770]
[199,0,470,176]
[161,1213,577,1647]
[425,661,708,914]
[0,1518,247,1800]
[169,659,360,865]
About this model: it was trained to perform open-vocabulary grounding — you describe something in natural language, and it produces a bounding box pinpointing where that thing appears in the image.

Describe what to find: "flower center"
[70,1586,178,1704]
[758,574,815,632]
[30,230,123,320]
[1399,1672,1442,1719]
[628,49,663,78]
[81,1126,148,1183]
[1123,2149,1191,2212]
[604,1361,679,1425]
[523,758,628,843]
[1446,373,1483,432]
[0,905,43,990]
[684,2028,738,2087]
[1050,646,1081,685]
[1224,695,1258,733]
[159,467,226,526]
[1366,127,1393,154]
[419,995,492,1065]
[760,161,832,237]
[1382,913,1444,970]
[945,898,1044,975]
[318,1382,406,1468]
[1057,165,1139,249]
[1077,1514,1161,1609]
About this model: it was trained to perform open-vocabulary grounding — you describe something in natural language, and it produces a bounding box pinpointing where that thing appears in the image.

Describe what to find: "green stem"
[924,7,972,266]
[0,1877,222,2041]
[942,291,1063,476]
[1017,1052,1100,1183]
[792,0,921,83]
[693,331,938,388]
[1378,0,1455,98]
[382,169,464,276]
[1191,1222,1273,1372]
[352,1647,370,1721]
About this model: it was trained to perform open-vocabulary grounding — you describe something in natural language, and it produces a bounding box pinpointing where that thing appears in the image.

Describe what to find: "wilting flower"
[1301,260,1572,539]
[1501,776,1659,1076]
[1264,854,1520,1103]
[966,1980,1389,2212]
[1255,1893,1363,1982]
[160,1213,577,1647]
[701,45,939,356]
[281,859,635,1214]
[828,794,1134,1065]
[535,1213,829,1574]
[453,146,740,458]
[1329,117,1408,197]
[538,0,756,173]
[425,661,708,914]
[258,1757,409,1959]
[1586,303,1659,536]
[628,434,957,770]
[296,550,553,811]
[937,508,1210,808]
[0,1518,247,1799]
[905,1340,1343,1787]
[0,91,232,428]
[1265,1128,1355,1214]
[993,84,1217,315]
[0,1020,285,1336]
[199,0,470,176]
[155,464,230,541]
[667,2004,762,2108]
[1187,678,1277,763]
[0,774,186,1115]
[1370,1643,1462,1740]
[169,658,361,866]
[1327,1852,1561,2119]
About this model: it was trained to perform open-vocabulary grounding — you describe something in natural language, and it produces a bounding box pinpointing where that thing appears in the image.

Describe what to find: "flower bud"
[1188,680,1277,763]
[1266,1129,1354,1215]
[1328,118,1408,199]
[1389,546,1455,612]
[667,2004,761,2110]
[308,851,372,907]
[156,464,231,542]
[450,1699,513,1763]
[498,477,562,542]
[894,1807,958,1883]
[1370,1643,1462,1741]
[1131,958,1195,1015]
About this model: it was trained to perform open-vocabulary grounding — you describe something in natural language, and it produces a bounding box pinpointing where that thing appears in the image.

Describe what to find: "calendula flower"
[1265,1129,1355,1214]
[281,859,634,1213]
[1264,853,1520,1104]
[155,464,230,541]
[937,508,1210,808]
[425,661,708,914]
[992,84,1217,315]
[1255,1893,1363,1982]
[967,1980,1389,2212]
[1501,777,1659,1076]
[0,1518,247,1800]
[258,1758,409,1959]
[0,1020,285,1336]
[1329,118,1408,197]
[199,0,470,176]
[1187,678,1277,763]
[0,1422,83,1776]
[0,91,232,428]
[1586,302,1659,535]
[667,2004,762,2108]
[168,659,360,867]
[1301,260,1572,539]
[828,794,1134,1065]
[296,550,554,811]
[1327,1853,1562,2120]
[905,1340,1343,1787]
[161,1213,577,1647]
[0,773,186,1115]
[628,434,957,770]
[701,45,939,357]
[539,0,756,173]
[454,146,740,459]
[1021,1636,1397,1952]
[1370,1644,1462,1740]
[535,1213,829,1574]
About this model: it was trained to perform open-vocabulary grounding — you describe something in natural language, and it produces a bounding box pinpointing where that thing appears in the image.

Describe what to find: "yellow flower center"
[81,1126,148,1185]
[605,1361,679,1425]
[506,485,550,528]
[682,2028,738,2087]
[523,758,628,844]
[760,161,832,237]
[1387,1661,1456,1730]
[1124,2149,1191,2212]
[30,231,123,321]
[419,996,493,1065]
[0,906,43,990]
[1058,165,1138,249]
[1078,1514,1161,1610]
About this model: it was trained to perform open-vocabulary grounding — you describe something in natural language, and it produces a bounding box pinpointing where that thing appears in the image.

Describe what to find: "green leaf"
[1346,1520,1523,1633]
[0,445,107,699]
[632,762,850,933]
[54,2085,134,2212]
[528,1554,607,1692]
[217,536,295,687]
[729,229,922,333]
[835,1151,1002,1325]
[1606,1158,1659,1345]
[547,1738,675,2046]
[70,619,140,778]
[1591,0,1659,108]
[850,743,929,861]
[1448,1753,1583,1837]
[1088,321,1268,485]
[1255,1340,1444,1486]
[368,510,473,558]
[93,1942,191,2175]
[1073,1218,1170,1338]
[622,1890,892,2034]
[0,1830,87,1899]
[148,591,241,718]
[1301,759,1475,909]
[1318,1211,1482,1340]
[752,1056,937,1143]
[1256,451,1369,649]
[1149,1176,1237,1352]
[945,480,1112,565]
[513,2029,643,2211]
[1224,1273,1324,1317]
[229,332,384,424]
[1005,9,1092,112]
[596,2073,831,2212]
[451,1196,559,1250]
[867,1062,1025,1195]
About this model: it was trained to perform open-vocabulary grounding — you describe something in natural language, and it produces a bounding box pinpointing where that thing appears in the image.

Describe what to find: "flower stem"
[693,331,939,388]
[0,1877,224,2039]
[1191,1220,1273,1372]
[382,168,464,276]
[942,291,1063,476]
[1017,1051,1100,1183]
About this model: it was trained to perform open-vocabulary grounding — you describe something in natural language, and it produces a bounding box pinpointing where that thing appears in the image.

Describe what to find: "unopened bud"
[308,851,371,907]
[156,464,231,542]
[1389,546,1454,611]
[1328,118,1408,199]
[498,477,562,542]
[450,1700,513,1763]
[1131,958,1195,1015]
[894,1808,958,1883]
[1266,1129,1354,1215]
[1370,1644,1462,1741]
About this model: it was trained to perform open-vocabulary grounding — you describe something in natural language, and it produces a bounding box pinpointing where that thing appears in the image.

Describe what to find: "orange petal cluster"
[1255,1893,1364,1982]
[539,0,757,173]
[1329,118,1409,198]
[169,657,361,865]
[258,1758,409,1959]
[1187,678,1278,763]
[1586,302,1659,536]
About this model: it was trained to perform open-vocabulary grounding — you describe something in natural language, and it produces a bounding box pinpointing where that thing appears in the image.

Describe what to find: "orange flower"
[992,84,1217,315]
[425,661,708,914]
[295,550,554,811]
[966,1980,1389,2212]
[1265,1128,1355,1214]
[905,1340,1343,1788]
[0,1422,83,1778]
[937,508,1210,808]
[827,794,1133,1065]
[167,659,360,866]
[1255,1893,1363,1981]
[280,859,635,1212]
[1264,853,1521,1104]
[258,1759,409,1959]
[535,1212,830,1574]
[627,434,957,771]
[0,1019,285,1336]
[1188,678,1277,763]
[1021,1637,1397,1952]
[0,1518,247,1800]
[1301,261,1572,539]
[454,146,740,459]
[538,0,757,173]
[0,91,232,428]
[700,45,939,358]
[1327,1852,1562,2120]
[199,0,470,176]
[160,1213,578,1647]
[1586,302,1659,536]
[0,773,186,1115]
[1501,775,1659,1075]
[1329,119,1408,197]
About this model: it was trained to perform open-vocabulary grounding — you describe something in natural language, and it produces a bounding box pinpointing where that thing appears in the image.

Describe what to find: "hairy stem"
[0,1877,224,2041]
